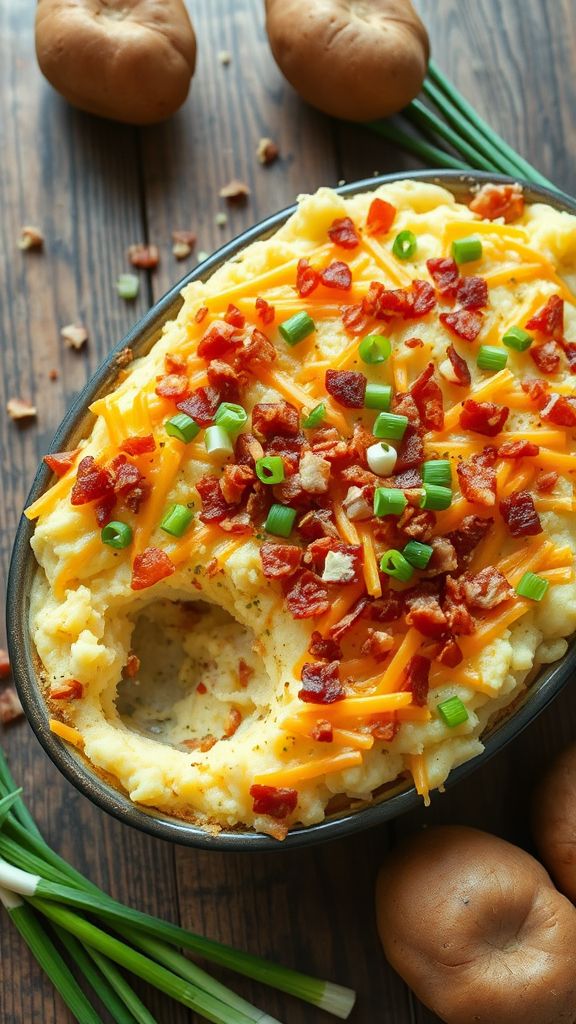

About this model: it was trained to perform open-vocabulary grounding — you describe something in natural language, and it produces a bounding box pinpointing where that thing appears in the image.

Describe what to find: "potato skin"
[533,743,576,903]
[376,826,576,1024]
[265,0,429,122]
[35,0,196,125]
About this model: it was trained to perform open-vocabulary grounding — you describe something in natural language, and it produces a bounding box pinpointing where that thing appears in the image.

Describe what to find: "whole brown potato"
[35,0,196,125]
[264,0,429,122]
[377,826,576,1024]
[533,742,576,903]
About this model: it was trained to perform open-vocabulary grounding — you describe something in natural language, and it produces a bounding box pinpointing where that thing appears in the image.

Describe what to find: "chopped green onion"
[373,487,407,517]
[422,460,451,487]
[116,273,139,300]
[379,549,414,582]
[502,326,533,352]
[165,413,200,443]
[255,456,285,485]
[302,403,326,428]
[101,521,133,550]
[516,571,549,601]
[358,334,391,364]
[392,230,417,260]
[403,540,434,569]
[264,504,297,537]
[160,504,194,538]
[437,696,469,728]
[451,237,482,264]
[420,483,452,511]
[364,383,393,411]
[204,425,234,457]
[373,411,408,440]
[214,402,248,437]
[278,311,315,346]
[476,345,508,371]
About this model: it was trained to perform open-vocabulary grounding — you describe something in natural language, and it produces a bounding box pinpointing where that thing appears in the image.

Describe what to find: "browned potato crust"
[35,0,196,125]
[533,743,576,903]
[377,826,576,1024]
[265,0,429,121]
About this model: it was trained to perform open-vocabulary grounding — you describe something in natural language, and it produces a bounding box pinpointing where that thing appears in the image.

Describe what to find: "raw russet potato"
[264,0,429,121]
[533,742,576,903]
[376,826,576,1024]
[35,0,196,125]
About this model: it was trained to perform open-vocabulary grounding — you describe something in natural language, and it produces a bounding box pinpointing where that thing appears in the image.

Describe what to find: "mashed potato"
[27,180,576,838]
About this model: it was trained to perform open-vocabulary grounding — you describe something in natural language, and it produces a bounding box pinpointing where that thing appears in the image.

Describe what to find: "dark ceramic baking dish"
[7,169,576,850]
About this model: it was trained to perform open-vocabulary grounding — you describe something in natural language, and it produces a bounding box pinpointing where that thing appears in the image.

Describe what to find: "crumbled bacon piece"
[392,392,420,426]
[424,536,458,576]
[521,378,550,408]
[0,688,23,724]
[120,435,156,456]
[457,456,496,507]
[436,637,463,667]
[366,198,396,235]
[397,507,436,541]
[299,661,344,704]
[455,276,488,310]
[443,577,476,635]
[469,182,524,223]
[360,628,394,660]
[530,341,561,374]
[18,225,44,250]
[246,482,271,523]
[500,490,543,538]
[224,303,245,329]
[223,708,242,738]
[71,456,113,506]
[194,306,209,324]
[405,596,448,639]
[177,386,220,427]
[295,256,317,296]
[0,650,10,679]
[207,359,244,402]
[459,566,514,610]
[260,543,302,579]
[272,474,310,509]
[498,439,539,459]
[164,353,187,375]
[255,297,275,324]
[311,719,334,742]
[256,137,279,165]
[340,303,369,335]
[426,257,460,300]
[185,734,217,753]
[286,571,330,619]
[196,475,234,523]
[250,784,297,819]
[440,309,483,342]
[328,216,360,249]
[252,401,299,440]
[459,399,509,436]
[369,592,404,623]
[405,336,424,349]
[51,679,83,700]
[197,320,240,360]
[540,393,576,426]
[125,653,140,678]
[172,230,197,260]
[94,493,116,527]
[305,538,362,583]
[128,244,159,269]
[43,448,81,477]
[109,455,148,512]
[238,659,254,688]
[443,344,471,387]
[235,432,264,467]
[219,179,250,200]
[400,655,430,707]
[7,397,37,420]
[61,323,88,350]
[410,363,444,431]
[308,632,342,660]
[395,427,425,471]
[448,515,493,566]
[411,280,437,318]
[562,341,576,374]
[320,260,352,290]
[370,719,400,743]
[131,547,176,590]
[220,464,254,504]
[219,512,253,534]
[297,508,338,540]
[239,327,276,368]
[155,374,190,401]
[329,596,369,641]
[526,295,563,339]
[536,470,559,493]
[197,682,208,694]
[325,369,367,408]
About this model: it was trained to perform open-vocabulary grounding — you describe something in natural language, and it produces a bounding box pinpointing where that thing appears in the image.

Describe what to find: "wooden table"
[1,1,575,1020]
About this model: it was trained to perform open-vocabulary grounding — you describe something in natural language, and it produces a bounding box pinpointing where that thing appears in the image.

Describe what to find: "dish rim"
[7,167,576,851]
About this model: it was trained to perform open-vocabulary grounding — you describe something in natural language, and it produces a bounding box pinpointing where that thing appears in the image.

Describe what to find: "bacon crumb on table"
[7,397,37,421]
[0,687,23,725]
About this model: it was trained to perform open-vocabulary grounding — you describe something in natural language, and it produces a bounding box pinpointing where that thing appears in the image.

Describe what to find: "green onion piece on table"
[502,326,533,352]
[160,504,194,538]
[452,237,482,264]
[403,540,434,569]
[422,460,452,487]
[116,274,140,300]
[264,504,297,537]
[476,345,508,371]
[373,487,407,517]
[392,230,417,260]
[165,413,200,443]
[101,521,133,550]
[364,383,393,411]
[516,571,549,601]
[358,334,391,364]
[379,549,414,582]
[278,311,315,346]
[373,411,408,440]
[437,696,469,728]
[420,483,453,511]
[302,402,326,428]
[255,456,285,485]
[204,425,234,457]
[214,403,248,436]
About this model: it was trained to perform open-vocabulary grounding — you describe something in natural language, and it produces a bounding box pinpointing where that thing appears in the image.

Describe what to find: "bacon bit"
[308,631,342,660]
[61,323,88,350]
[260,543,302,579]
[398,507,436,541]
[325,369,367,408]
[424,536,458,577]
[360,628,394,660]
[196,475,235,523]
[197,320,239,360]
[311,719,334,742]
[305,538,362,582]
[155,373,190,401]
[251,402,299,441]
[71,456,112,506]
[224,303,245,329]
[439,309,483,342]
[328,216,360,250]
[239,327,277,368]
[18,225,44,250]
[255,296,275,324]
[235,432,264,468]
[445,344,471,387]
[131,547,176,590]
[536,470,559,493]
[437,637,463,667]
[443,577,475,636]
[194,306,209,324]
[120,435,156,457]
[469,182,524,223]
[521,378,550,408]
[7,397,37,421]
[530,341,562,374]
[459,399,509,436]
[562,341,576,374]
[456,275,488,310]
[256,137,279,165]
[94,493,116,527]
[370,719,400,742]
[400,655,430,707]
[220,464,254,504]
[340,303,369,335]
[369,591,404,623]
[223,707,242,738]
[128,244,159,269]
[426,256,460,300]
[395,427,425,472]
[220,179,250,201]
[392,392,420,426]
[0,651,10,679]
[43,448,81,477]
[246,482,271,524]
[0,688,23,724]
[116,347,133,368]
[207,359,245,403]
[296,258,320,297]
[406,595,448,639]
[405,336,424,349]
[125,653,140,678]
[172,229,197,259]
[250,784,297,819]
[48,369,59,381]
[299,661,344,704]
[329,596,369,641]
[457,456,496,507]
[197,682,208,694]
[526,295,563,339]
[164,353,187,375]
[234,660,253,690]
[297,508,338,540]
[459,566,514,610]
[498,439,539,459]
[410,363,444,431]
[320,260,352,290]
[411,279,437,318]
[540,393,576,427]
[500,490,543,538]
[185,734,218,752]
[286,570,330,619]
[366,198,396,235]
[177,386,220,427]
[51,679,83,700]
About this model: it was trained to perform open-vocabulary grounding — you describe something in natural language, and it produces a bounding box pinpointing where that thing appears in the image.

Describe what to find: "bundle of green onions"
[367,59,561,196]
[0,749,355,1024]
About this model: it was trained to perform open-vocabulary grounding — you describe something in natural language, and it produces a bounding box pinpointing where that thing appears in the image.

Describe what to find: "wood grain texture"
[0,1,575,1022]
